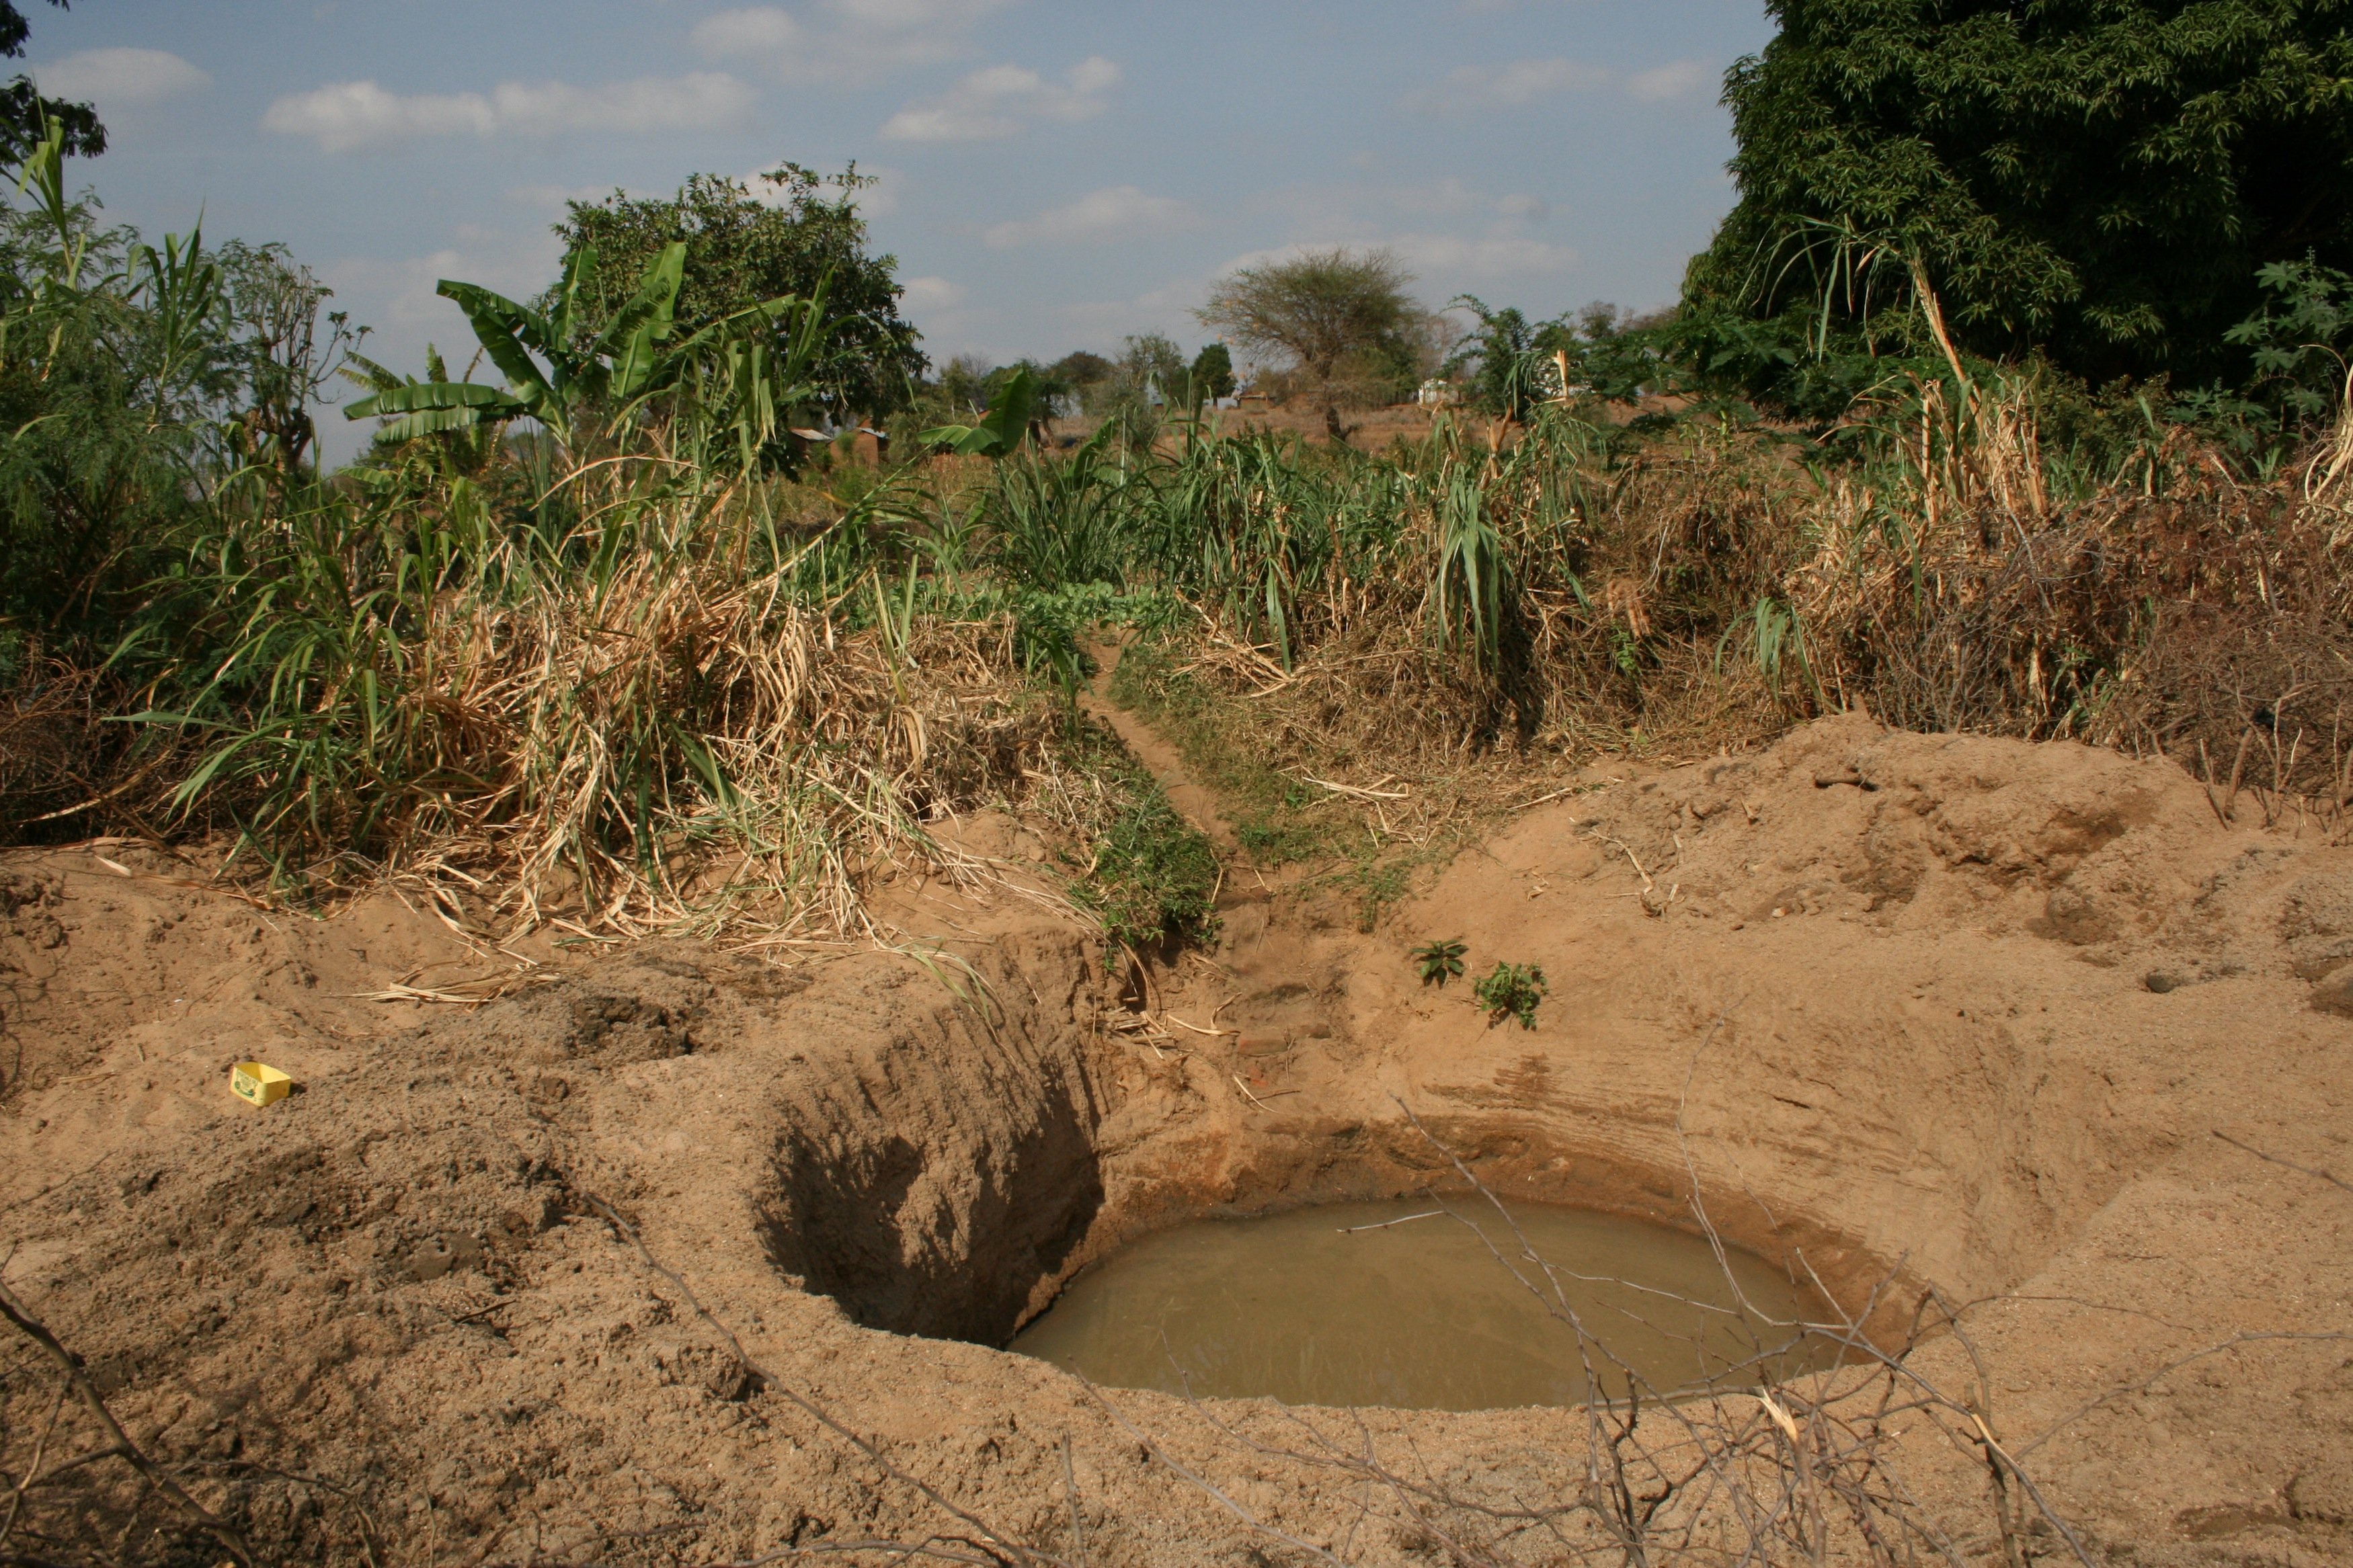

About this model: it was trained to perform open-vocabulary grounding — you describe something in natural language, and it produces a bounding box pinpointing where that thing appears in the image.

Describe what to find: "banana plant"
[920,364,1040,456]
[344,242,833,465]
[337,345,508,480]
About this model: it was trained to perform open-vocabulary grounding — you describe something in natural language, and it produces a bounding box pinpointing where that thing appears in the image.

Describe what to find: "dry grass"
[13,373,2353,947]
[44,463,1092,951]
[1101,382,2353,850]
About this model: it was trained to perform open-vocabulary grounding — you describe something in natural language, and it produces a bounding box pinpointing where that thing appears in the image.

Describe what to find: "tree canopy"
[556,165,924,419]
[1115,331,1185,407]
[1446,298,1569,421]
[0,1,103,165]
[1048,350,1113,390]
[1199,247,1422,440]
[1687,0,2353,400]
[1189,342,1236,402]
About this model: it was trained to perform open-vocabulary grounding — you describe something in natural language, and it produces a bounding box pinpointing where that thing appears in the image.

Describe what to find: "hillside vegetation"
[1,1,2349,951]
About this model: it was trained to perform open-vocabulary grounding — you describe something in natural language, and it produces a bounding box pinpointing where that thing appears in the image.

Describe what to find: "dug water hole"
[1010,1199,1837,1411]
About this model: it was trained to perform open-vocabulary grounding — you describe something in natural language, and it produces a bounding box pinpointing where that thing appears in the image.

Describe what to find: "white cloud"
[1388,232,1579,277]
[1406,57,1605,113]
[1238,180,1561,266]
[1406,55,1714,113]
[694,0,1010,85]
[900,275,967,310]
[1627,59,1711,101]
[881,56,1120,142]
[1066,56,1121,94]
[1374,177,1481,219]
[1057,276,1211,339]
[1257,177,1558,237]
[983,185,1195,248]
[834,0,1000,24]
[847,164,904,217]
[695,7,808,56]
[497,77,755,137]
[264,73,754,155]
[506,181,623,210]
[325,229,563,333]
[34,47,210,105]
[266,83,492,152]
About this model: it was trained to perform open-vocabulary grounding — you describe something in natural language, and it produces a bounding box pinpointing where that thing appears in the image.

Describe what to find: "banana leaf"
[920,366,1040,457]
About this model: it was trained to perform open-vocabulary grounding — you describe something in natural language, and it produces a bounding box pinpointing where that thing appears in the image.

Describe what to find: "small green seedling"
[1411,938,1467,988]
[1474,961,1548,1030]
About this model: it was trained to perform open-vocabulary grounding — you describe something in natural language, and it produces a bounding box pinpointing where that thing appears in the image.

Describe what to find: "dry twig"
[0,1279,254,1567]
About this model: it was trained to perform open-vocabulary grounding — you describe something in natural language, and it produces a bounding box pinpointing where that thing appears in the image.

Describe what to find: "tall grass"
[942,378,2353,801]
[113,457,1072,941]
[17,342,2350,941]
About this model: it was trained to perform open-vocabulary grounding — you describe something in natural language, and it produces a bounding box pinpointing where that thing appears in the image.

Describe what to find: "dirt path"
[1080,638,1240,853]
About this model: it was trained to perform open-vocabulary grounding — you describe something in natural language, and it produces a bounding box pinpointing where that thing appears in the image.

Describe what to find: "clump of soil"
[3,714,2350,1564]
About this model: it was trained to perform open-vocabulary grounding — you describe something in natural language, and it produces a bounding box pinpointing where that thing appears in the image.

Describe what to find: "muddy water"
[1010,1199,1837,1410]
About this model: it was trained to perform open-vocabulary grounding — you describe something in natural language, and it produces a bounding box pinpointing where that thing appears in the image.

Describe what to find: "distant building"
[1417,378,1463,409]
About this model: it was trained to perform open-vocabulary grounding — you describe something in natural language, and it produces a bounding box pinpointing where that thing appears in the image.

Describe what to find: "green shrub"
[1474,961,1548,1030]
[2174,257,2353,470]
[1411,938,1466,987]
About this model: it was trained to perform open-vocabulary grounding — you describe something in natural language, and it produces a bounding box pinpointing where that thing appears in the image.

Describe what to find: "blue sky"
[26,1,1774,459]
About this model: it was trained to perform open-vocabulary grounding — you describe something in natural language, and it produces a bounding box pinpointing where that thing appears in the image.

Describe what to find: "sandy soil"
[3,708,2351,1565]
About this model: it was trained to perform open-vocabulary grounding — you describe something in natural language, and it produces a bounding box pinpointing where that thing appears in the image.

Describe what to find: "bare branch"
[2214,1129,2353,1195]
[0,1278,253,1567]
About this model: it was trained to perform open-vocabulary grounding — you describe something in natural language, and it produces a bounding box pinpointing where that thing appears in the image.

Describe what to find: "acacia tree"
[1686,0,2353,406]
[1199,247,1421,442]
